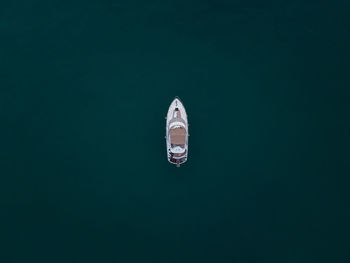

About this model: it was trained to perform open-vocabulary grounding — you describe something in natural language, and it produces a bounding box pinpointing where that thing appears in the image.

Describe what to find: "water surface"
[1,1,349,262]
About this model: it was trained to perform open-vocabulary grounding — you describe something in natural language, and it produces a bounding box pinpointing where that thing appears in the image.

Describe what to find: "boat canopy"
[170,127,186,145]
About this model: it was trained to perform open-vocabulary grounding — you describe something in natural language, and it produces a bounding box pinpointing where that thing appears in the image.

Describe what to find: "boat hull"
[165,97,189,167]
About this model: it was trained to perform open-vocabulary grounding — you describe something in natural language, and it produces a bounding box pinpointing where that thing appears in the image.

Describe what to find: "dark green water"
[1,1,349,262]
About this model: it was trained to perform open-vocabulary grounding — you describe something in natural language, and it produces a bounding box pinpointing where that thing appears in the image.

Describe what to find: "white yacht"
[165,97,189,167]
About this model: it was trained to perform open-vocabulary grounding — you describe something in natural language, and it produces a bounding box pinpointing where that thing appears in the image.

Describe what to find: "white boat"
[165,97,189,167]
